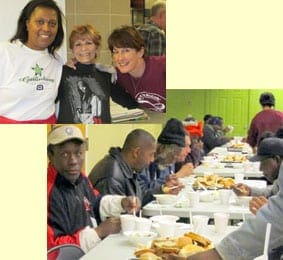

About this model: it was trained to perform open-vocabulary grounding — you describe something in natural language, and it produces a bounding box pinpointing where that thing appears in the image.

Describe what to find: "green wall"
[166,89,283,136]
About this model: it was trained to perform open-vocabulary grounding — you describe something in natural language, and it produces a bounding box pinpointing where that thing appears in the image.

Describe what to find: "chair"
[47,244,85,260]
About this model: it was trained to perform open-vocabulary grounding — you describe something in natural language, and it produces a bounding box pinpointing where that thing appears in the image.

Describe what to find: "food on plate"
[230,143,245,149]
[193,174,235,189]
[184,232,211,248]
[135,248,156,257]
[178,244,205,257]
[152,237,180,254]
[134,232,213,259]
[222,154,247,162]
[138,252,162,260]
[217,177,235,189]
[177,236,193,247]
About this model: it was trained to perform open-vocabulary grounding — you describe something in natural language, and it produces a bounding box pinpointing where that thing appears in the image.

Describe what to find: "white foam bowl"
[235,196,252,206]
[124,230,157,246]
[199,191,215,202]
[153,194,178,205]
[150,215,179,223]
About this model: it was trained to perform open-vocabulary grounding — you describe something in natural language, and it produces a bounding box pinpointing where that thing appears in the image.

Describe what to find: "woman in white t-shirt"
[0,0,64,123]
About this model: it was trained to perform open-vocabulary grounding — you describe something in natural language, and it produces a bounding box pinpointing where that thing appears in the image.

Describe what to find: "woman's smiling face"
[72,35,97,64]
[112,47,144,74]
[25,7,58,50]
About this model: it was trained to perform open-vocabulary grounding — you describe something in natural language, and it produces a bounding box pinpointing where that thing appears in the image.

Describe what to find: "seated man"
[88,129,156,205]
[138,118,187,204]
[167,162,283,260]
[233,137,283,214]
[202,116,231,155]
[47,125,140,252]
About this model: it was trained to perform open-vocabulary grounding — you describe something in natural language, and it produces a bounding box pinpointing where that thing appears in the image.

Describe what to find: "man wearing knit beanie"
[138,118,187,204]
[157,118,186,147]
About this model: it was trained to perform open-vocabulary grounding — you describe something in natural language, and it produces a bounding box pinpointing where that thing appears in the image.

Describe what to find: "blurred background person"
[246,92,283,153]
[137,0,166,56]
[202,116,232,155]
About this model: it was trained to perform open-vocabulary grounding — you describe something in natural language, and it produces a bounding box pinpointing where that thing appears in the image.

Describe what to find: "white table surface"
[80,225,238,260]
[193,165,263,178]
[142,196,255,220]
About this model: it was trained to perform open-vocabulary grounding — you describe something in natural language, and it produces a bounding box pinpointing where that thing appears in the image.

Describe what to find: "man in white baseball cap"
[47,125,140,253]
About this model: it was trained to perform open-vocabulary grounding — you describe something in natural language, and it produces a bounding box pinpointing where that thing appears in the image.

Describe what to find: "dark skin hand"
[121,196,141,214]
[95,217,121,239]
[249,196,268,215]
[95,196,141,238]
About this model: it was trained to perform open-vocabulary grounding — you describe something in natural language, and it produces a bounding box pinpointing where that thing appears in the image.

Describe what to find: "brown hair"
[108,25,146,57]
[69,24,101,50]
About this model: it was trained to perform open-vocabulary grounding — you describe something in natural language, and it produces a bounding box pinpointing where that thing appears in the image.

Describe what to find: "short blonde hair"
[69,24,101,50]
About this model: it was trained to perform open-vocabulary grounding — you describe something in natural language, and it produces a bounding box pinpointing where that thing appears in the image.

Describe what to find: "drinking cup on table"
[219,189,231,206]
[234,173,244,183]
[120,214,136,233]
[192,215,209,235]
[187,191,200,207]
[214,212,230,233]
[156,221,176,237]
[135,217,152,232]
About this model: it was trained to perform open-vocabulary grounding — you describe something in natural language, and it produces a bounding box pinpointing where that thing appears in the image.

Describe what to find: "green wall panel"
[167,89,283,137]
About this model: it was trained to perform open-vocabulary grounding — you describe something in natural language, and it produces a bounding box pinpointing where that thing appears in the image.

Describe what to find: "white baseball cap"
[47,125,84,146]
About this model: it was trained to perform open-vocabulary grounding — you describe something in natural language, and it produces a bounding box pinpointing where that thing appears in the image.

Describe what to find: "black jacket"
[88,147,143,204]
[48,164,102,247]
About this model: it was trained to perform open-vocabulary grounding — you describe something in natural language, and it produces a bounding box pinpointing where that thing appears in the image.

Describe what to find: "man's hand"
[95,217,121,239]
[249,196,268,215]
[175,163,194,178]
[121,196,141,214]
[163,174,184,195]
[232,183,251,196]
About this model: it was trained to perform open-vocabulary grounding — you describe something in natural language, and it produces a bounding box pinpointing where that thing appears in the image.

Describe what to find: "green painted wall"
[166,89,283,137]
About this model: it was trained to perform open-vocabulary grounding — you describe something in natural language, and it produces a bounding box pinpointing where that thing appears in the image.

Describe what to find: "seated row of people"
[47,122,283,258]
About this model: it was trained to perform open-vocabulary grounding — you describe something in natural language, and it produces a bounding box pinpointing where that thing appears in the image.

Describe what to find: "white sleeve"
[79,226,101,253]
[99,195,126,221]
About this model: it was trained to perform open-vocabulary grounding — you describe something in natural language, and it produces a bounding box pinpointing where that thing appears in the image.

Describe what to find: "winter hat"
[157,118,186,147]
[207,116,222,126]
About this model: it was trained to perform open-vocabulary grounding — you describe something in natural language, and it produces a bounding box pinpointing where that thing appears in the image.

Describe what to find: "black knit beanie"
[157,118,186,147]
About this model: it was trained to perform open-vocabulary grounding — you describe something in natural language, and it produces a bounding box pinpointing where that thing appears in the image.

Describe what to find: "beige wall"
[85,124,162,174]
[65,0,131,64]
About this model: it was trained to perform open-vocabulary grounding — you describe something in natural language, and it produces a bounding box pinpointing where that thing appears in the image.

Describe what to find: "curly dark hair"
[10,0,64,56]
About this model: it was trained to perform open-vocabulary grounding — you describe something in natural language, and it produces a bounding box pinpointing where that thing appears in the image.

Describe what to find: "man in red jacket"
[47,125,140,252]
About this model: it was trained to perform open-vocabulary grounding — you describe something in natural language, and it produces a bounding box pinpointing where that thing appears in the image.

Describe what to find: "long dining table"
[194,142,264,178]
[80,225,238,260]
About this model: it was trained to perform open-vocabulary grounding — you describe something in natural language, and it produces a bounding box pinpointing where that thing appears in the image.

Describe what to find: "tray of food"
[226,143,246,152]
[134,232,213,259]
[221,155,247,163]
[193,174,235,190]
